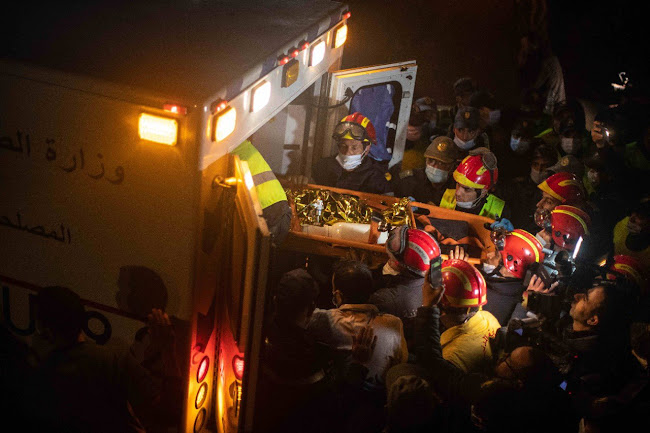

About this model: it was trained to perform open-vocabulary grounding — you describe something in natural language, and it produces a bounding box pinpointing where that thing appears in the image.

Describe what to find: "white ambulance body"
[0,2,417,432]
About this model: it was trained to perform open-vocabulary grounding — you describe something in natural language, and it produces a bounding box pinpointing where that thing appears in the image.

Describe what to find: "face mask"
[454,135,475,150]
[425,165,449,184]
[336,152,365,171]
[587,170,600,187]
[456,199,475,209]
[488,110,501,126]
[561,137,579,154]
[535,232,549,248]
[382,261,401,276]
[510,136,530,154]
[530,167,544,184]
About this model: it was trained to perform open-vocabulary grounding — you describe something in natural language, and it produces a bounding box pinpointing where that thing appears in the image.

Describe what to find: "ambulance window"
[349,82,402,162]
[229,210,247,343]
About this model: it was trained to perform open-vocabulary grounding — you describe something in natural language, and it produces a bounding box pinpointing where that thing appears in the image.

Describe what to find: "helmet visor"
[333,121,367,141]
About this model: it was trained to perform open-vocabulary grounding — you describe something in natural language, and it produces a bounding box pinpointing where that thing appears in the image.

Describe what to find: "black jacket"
[312,155,393,195]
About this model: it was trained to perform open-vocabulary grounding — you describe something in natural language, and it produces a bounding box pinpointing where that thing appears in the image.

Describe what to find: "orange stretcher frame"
[281,183,497,267]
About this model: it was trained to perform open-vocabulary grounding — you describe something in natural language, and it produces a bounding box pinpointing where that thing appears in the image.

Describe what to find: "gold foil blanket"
[286,188,410,227]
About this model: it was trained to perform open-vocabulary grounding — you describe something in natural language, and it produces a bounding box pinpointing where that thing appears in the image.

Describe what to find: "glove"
[490,218,514,232]
[406,196,420,212]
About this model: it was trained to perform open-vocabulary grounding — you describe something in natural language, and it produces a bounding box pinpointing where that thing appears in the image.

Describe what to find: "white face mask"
[530,168,544,184]
[456,199,475,209]
[535,233,549,248]
[488,110,501,126]
[561,137,579,154]
[510,136,530,154]
[454,135,475,150]
[336,152,365,171]
[425,165,449,184]
[382,260,401,276]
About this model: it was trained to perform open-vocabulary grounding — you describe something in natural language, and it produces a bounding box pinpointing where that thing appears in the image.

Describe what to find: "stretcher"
[281,183,497,267]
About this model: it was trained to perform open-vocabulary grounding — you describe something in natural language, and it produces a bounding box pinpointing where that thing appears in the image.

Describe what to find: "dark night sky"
[341,0,650,109]
[2,0,648,109]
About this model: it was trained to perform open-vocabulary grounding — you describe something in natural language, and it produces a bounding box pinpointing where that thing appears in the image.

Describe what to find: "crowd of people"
[261,26,650,433]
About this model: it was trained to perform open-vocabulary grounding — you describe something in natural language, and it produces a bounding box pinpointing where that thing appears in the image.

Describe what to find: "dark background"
[341,0,650,109]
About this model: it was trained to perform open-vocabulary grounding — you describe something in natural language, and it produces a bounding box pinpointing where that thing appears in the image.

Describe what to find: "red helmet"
[453,153,498,190]
[550,205,591,250]
[440,259,487,308]
[386,227,441,277]
[606,255,645,291]
[500,229,545,279]
[537,172,585,204]
[332,112,377,145]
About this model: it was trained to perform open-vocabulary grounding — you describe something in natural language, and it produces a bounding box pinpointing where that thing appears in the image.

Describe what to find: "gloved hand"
[490,217,514,232]
[407,196,419,212]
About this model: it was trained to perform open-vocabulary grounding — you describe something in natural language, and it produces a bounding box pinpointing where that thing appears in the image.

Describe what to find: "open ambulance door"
[213,155,271,433]
[318,61,417,170]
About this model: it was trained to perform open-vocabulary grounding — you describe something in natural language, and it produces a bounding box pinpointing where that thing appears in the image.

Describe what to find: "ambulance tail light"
[334,24,348,48]
[195,382,208,409]
[342,11,351,20]
[300,40,310,51]
[233,355,245,380]
[197,355,210,383]
[289,48,300,58]
[309,40,326,67]
[138,113,178,146]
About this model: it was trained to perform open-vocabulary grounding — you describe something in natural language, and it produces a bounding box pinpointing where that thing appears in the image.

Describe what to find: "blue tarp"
[350,84,395,162]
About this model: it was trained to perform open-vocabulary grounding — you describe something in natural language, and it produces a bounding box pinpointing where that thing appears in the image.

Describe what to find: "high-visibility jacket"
[231,140,287,210]
[440,188,505,220]
[613,217,650,264]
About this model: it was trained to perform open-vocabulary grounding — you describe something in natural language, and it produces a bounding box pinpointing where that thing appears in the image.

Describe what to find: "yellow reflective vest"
[440,188,505,220]
[231,140,287,210]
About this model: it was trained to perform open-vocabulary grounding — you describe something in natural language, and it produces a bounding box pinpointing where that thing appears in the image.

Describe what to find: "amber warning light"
[138,113,178,146]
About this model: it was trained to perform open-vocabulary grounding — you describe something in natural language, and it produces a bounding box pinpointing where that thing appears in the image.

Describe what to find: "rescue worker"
[438,258,501,373]
[370,227,442,348]
[312,112,393,195]
[439,150,509,220]
[393,136,458,205]
[481,229,546,325]
[534,171,587,230]
[613,197,650,266]
[231,139,292,247]
[448,106,490,158]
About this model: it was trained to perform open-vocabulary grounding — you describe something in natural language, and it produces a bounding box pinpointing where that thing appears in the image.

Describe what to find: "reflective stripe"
[440,189,457,209]
[252,171,277,185]
[479,195,505,220]
[553,208,589,235]
[534,128,553,138]
[361,116,370,128]
[444,266,473,292]
[510,231,540,262]
[443,293,486,307]
[232,140,287,209]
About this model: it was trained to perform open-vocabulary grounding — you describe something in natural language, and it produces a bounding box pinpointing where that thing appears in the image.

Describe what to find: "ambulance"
[0,1,436,432]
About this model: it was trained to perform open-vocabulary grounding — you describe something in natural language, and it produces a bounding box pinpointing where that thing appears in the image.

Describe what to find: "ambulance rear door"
[211,155,271,433]
[317,61,417,170]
